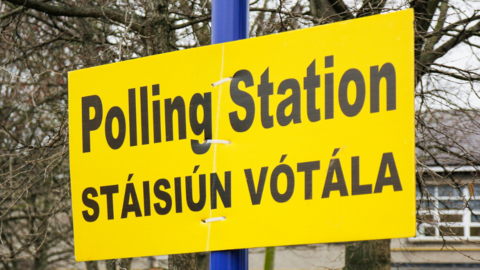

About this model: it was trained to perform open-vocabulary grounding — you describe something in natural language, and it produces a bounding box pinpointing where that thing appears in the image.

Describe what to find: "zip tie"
[211,77,232,87]
[205,139,231,145]
[202,216,226,223]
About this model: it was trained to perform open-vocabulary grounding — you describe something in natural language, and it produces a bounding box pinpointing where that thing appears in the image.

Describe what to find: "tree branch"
[171,15,210,30]
[420,20,480,65]
[0,6,22,20]
[423,0,449,54]
[3,0,146,34]
[356,0,387,18]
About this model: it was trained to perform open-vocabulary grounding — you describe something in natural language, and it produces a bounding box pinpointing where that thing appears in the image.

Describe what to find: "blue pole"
[210,1,249,270]
[210,249,248,270]
[211,0,249,44]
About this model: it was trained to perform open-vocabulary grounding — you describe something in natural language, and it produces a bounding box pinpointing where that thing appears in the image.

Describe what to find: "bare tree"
[1,0,480,269]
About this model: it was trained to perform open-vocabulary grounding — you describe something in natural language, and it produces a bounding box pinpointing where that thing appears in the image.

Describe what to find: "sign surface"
[69,9,415,261]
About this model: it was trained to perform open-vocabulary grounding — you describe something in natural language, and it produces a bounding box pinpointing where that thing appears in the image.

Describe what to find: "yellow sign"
[69,9,415,261]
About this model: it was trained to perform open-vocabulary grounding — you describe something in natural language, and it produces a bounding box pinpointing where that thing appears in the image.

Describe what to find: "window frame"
[413,184,480,241]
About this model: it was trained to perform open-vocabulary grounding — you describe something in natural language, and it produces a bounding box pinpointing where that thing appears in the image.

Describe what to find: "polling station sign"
[69,9,415,261]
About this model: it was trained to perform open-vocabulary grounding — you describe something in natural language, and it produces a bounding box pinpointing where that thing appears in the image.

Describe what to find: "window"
[415,184,480,240]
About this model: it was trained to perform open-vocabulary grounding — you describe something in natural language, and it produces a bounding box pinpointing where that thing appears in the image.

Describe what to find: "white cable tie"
[211,77,232,87]
[205,139,231,145]
[202,216,226,223]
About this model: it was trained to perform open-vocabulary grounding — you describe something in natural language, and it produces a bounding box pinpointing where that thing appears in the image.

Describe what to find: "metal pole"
[211,0,249,44]
[210,0,249,270]
[210,249,248,270]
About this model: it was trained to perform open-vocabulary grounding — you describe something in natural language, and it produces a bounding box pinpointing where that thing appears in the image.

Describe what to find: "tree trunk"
[264,247,275,270]
[119,258,133,269]
[143,0,172,56]
[106,259,116,270]
[196,252,209,270]
[85,261,99,270]
[344,239,390,270]
[33,243,48,270]
[168,254,198,270]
